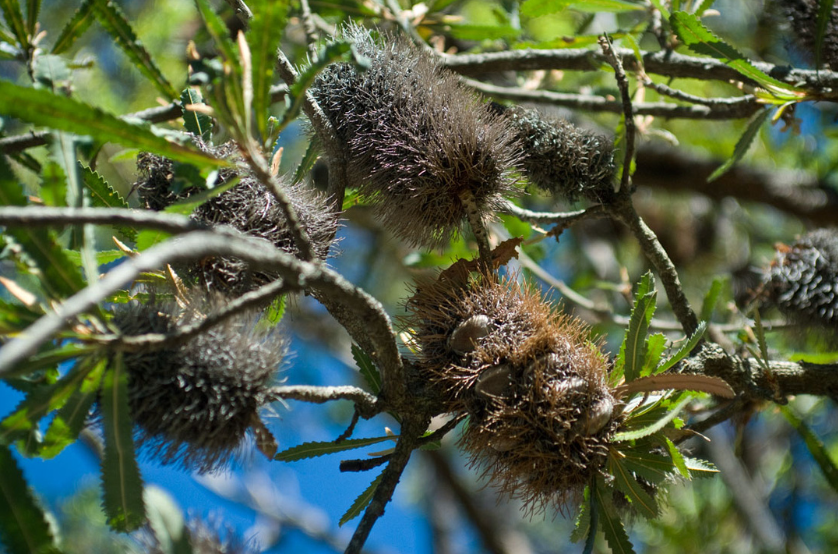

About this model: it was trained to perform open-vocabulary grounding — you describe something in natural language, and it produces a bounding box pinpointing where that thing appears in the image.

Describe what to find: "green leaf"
[26,0,40,37]
[245,0,289,142]
[614,395,692,442]
[815,0,834,69]
[594,478,636,554]
[707,108,770,182]
[1,343,98,380]
[51,0,95,54]
[520,0,643,18]
[694,0,715,16]
[619,449,676,484]
[40,356,106,459]
[352,344,381,395]
[33,55,71,90]
[781,406,838,494]
[339,471,383,527]
[0,296,41,334]
[275,436,393,462]
[608,453,659,518]
[162,175,239,215]
[180,88,212,143]
[641,333,667,378]
[669,12,805,100]
[100,354,146,532]
[63,249,125,268]
[648,0,670,19]
[194,0,240,76]
[445,24,520,40]
[618,272,657,383]
[663,436,690,479]
[655,321,707,374]
[700,276,725,322]
[0,444,60,554]
[78,163,137,240]
[136,229,171,251]
[91,0,177,99]
[0,81,226,169]
[0,0,28,48]
[293,136,321,184]
[264,294,286,326]
[684,456,718,477]
[570,488,591,543]
[40,161,68,207]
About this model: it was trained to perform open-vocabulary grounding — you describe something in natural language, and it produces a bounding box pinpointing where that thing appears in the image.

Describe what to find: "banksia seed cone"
[111,296,284,472]
[134,146,338,294]
[778,0,838,68]
[496,104,616,203]
[765,228,838,328]
[404,273,616,512]
[310,27,519,247]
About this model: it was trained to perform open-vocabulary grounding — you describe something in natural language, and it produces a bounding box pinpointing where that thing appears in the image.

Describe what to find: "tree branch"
[0,206,210,234]
[599,35,635,192]
[268,385,380,418]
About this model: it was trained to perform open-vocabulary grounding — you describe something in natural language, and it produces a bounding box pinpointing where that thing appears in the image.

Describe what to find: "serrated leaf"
[570,488,591,543]
[79,163,127,209]
[594,478,636,554]
[700,277,725,322]
[180,88,212,143]
[707,108,770,182]
[684,456,718,477]
[616,373,734,398]
[1,343,97,380]
[619,272,657,383]
[0,444,60,554]
[614,395,692,442]
[641,333,667,378]
[655,321,708,374]
[781,405,838,494]
[339,471,383,527]
[194,0,240,74]
[91,0,176,99]
[352,344,381,395]
[40,356,106,459]
[0,0,27,49]
[619,449,676,484]
[669,11,805,100]
[275,436,393,462]
[0,296,41,334]
[815,0,834,69]
[0,81,226,169]
[63,249,125,268]
[293,136,321,184]
[663,436,689,479]
[608,453,659,518]
[246,0,289,142]
[100,354,146,532]
[0,359,96,445]
[264,294,286,325]
[51,0,95,54]
[520,0,643,18]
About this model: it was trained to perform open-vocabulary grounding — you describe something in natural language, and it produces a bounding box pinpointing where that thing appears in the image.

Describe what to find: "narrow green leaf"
[781,406,838,494]
[1,343,98,380]
[275,436,393,462]
[51,0,95,54]
[594,479,636,554]
[33,54,71,90]
[339,471,383,527]
[0,444,60,554]
[0,0,28,48]
[292,136,321,184]
[25,0,39,36]
[700,276,725,322]
[641,333,667,378]
[0,296,41,334]
[63,249,125,267]
[91,0,177,99]
[520,0,643,18]
[619,449,676,484]
[40,356,106,459]
[655,321,707,374]
[815,0,834,69]
[135,229,171,251]
[683,456,718,477]
[264,294,286,325]
[663,436,690,479]
[614,395,692,442]
[0,81,226,169]
[100,354,146,532]
[40,161,68,207]
[245,0,289,142]
[707,108,770,182]
[352,344,381,395]
[162,175,238,215]
[669,12,804,99]
[570,488,591,543]
[194,0,240,75]
[445,24,520,40]
[79,163,127,209]
[694,0,715,16]
[180,88,212,143]
[648,0,670,19]
[608,454,659,518]
[621,274,657,383]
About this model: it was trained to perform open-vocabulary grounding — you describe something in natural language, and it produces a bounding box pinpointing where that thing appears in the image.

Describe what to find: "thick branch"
[0,206,210,234]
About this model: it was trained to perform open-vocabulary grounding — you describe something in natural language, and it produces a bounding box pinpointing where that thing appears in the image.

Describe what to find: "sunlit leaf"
[246,0,289,142]
[521,0,643,18]
[614,395,692,441]
[655,321,707,374]
[180,88,212,143]
[0,0,27,49]
[641,333,667,378]
[293,136,321,184]
[617,272,656,383]
[700,277,725,322]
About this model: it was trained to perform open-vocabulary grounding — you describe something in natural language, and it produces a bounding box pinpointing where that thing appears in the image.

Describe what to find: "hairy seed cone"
[404,273,616,512]
[310,26,520,247]
[777,0,838,68]
[112,296,284,472]
[765,228,838,329]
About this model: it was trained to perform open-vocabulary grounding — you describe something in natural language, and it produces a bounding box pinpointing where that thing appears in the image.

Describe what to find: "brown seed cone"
[403,272,616,513]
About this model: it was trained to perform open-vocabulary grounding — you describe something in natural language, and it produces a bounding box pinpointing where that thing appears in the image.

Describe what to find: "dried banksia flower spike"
[111,293,285,472]
[310,26,520,251]
[764,228,838,329]
[491,103,616,204]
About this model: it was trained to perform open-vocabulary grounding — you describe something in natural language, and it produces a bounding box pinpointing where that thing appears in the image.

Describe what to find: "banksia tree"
[310,27,519,253]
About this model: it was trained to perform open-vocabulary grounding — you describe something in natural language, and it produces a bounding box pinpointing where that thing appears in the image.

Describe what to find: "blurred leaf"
[571,488,591,542]
[0,0,27,48]
[0,296,42,334]
[608,453,659,518]
[264,294,286,326]
[33,55,71,90]
[339,471,383,526]
[669,12,805,100]
[684,457,718,477]
[0,81,226,168]
[100,353,146,532]
[614,395,692,441]
[815,0,834,69]
[25,0,40,37]
[619,449,676,484]
[663,435,690,479]
[707,108,770,182]
[617,272,657,383]
[91,0,177,99]
[694,0,715,16]
[445,24,520,40]
[293,136,321,184]
[246,0,289,142]
[162,175,238,215]
[40,162,68,207]
[594,478,636,554]
[0,444,60,554]
[136,229,171,251]
[63,249,125,267]
[752,306,770,367]
[180,88,212,143]
[521,0,643,17]
[275,436,393,462]
[352,344,381,395]
[781,406,838,494]
[641,333,666,378]
[1,343,98,380]
[194,0,240,75]
[655,321,707,374]
[700,276,725,322]
[51,0,95,54]
[40,356,106,458]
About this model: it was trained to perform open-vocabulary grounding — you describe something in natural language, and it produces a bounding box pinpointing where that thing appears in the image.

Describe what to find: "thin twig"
[340,455,391,473]
[336,408,362,442]
[641,75,757,108]
[267,385,380,418]
[222,0,253,26]
[300,0,320,62]
[502,201,607,229]
[599,35,635,193]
